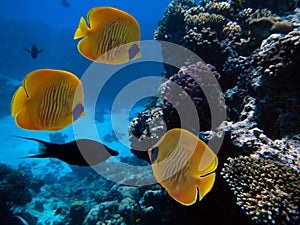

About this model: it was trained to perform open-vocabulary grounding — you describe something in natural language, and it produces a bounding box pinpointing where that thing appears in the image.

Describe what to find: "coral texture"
[128,61,224,160]
[221,156,300,225]
[0,164,31,206]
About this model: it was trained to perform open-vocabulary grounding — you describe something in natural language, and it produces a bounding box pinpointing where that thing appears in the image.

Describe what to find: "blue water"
[0,0,169,77]
[0,1,172,224]
[0,0,169,163]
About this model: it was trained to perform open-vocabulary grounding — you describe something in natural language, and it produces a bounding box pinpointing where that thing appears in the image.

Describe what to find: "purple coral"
[128,61,224,161]
[160,61,223,131]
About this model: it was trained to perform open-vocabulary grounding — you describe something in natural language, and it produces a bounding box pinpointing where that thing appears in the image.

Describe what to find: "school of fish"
[11,6,218,206]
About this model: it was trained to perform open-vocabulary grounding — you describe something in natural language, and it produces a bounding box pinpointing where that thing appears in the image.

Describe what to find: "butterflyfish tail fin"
[197,172,216,201]
[74,17,89,39]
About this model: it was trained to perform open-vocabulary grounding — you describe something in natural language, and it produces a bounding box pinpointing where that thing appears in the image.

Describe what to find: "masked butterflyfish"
[148,128,218,206]
[74,6,141,64]
[11,69,86,131]
[15,136,119,166]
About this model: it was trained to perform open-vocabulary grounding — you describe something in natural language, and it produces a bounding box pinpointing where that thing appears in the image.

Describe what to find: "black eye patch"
[150,146,159,163]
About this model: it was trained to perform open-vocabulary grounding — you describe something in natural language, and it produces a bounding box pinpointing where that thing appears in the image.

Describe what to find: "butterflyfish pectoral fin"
[197,172,216,201]
[74,17,89,39]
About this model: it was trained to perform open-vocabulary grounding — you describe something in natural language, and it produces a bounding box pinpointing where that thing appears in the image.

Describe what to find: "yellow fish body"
[11,69,85,131]
[148,128,218,206]
[74,6,141,64]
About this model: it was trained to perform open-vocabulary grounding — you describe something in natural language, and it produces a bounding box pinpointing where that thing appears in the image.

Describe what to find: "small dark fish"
[15,136,119,166]
[61,0,71,8]
[24,43,42,59]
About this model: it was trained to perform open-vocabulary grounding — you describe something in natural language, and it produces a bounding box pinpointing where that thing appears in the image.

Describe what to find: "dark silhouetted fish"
[16,136,119,166]
[24,43,42,58]
[61,0,71,8]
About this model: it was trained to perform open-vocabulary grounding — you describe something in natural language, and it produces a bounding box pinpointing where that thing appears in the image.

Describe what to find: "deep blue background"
[0,0,170,108]
[0,0,170,39]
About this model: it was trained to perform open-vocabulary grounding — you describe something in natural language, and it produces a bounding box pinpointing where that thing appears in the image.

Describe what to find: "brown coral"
[249,17,297,41]
[221,156,300,225]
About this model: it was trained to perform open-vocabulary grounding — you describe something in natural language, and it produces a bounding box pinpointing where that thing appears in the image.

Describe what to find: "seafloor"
[1,0,300,225]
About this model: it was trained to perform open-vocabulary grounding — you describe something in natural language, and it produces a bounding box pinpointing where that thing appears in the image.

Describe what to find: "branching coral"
[154,0,196,43]
[221,156,300,225]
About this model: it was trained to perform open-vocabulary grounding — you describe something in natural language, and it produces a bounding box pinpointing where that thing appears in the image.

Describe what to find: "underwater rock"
[0,164,32,224]
[0,164,32,206]
[249,31,300,137]
[69,201,87,225]
[221,155,300,225]
[249,17,298,42]
[102,189,123,202]
[129,108,166,162]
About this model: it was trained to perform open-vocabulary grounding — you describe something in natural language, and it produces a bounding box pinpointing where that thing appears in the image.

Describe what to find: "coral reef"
[134,1,300,224]
[128,61,224,161]
[69,201,87,225]
[0,164,32,224]
[230,0,297,16]
[155,0,300,77]
[0,163,32,206]
[221,156,300,225]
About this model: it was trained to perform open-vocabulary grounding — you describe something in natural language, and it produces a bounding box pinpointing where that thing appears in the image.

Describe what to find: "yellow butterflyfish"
[11,69,85,131]
[74,6,141,64]
[148,128,218,206]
